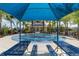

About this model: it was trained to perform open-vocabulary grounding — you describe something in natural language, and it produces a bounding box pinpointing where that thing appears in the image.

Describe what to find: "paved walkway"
[62,36,79,48]
[0,35,18,54]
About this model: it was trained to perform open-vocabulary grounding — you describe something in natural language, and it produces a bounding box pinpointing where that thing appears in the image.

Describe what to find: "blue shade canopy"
[0,3,29,20]
[0,3,79,21]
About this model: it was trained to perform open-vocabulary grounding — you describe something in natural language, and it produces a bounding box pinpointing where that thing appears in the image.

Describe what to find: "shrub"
[2,26,9,36]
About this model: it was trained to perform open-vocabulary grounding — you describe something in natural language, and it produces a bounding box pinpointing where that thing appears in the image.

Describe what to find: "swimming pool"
[12,33,64,41]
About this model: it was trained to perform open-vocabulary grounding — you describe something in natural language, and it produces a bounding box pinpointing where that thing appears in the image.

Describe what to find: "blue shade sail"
[0,3,79,21]
[0,3,29,19]
[48,3,73,19]
[22,3,57,21]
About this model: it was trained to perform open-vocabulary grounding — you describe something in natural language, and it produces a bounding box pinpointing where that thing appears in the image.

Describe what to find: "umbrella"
[0,3,79,21]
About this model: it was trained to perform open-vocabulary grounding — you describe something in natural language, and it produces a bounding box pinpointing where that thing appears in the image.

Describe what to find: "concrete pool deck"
[0,34,79,56]
[0,35,18,54]
[63,36,79,48]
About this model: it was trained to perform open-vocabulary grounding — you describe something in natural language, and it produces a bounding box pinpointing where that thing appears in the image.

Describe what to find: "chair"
[31,45,37,56]
[46,45,57,56]
[54,41,79,56]
[0,41,31,56]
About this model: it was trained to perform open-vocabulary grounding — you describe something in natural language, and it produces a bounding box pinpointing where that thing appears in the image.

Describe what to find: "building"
[30,21,48,33]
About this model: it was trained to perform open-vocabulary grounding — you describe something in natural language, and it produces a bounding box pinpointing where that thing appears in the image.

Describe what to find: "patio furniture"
[54,41,79,56]
[46,45,57,56]
[0,41,31,56]
[31,45,37,56]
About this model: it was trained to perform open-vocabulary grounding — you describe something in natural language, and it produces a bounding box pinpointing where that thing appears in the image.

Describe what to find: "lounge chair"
[46,45,57,56]
[54,41,79,56]
[0,41,31,56]
[31,45,37,56]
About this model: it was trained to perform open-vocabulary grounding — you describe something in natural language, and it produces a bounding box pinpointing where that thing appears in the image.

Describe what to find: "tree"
[47,21,52,33]
[72,10,79,32]
[60,13,72,35]
[43,20,45,32]
[31,21,34,32]
[5,14,15,34]
[22,21,26,30]
[52,21,56,28]
[0,10,5,34]
[51,21,56,32]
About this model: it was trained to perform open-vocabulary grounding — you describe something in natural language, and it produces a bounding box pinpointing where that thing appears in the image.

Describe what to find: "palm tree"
[52,21,56,28]
[16,20,20,29]
[61,14,71,35]
[47,21,52,33]
[22,21,25,30]
[67,10,79,38]
[58,20,61,32]
[72,10,79,32]
[43,20,45,32]
[51,21,56,32]
[0,10,5,34]
[31,21,33,32]
[5,14,15,34]
[0,12,2,34]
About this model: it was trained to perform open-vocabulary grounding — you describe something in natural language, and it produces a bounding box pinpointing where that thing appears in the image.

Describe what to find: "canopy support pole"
[19,21,21,43]
[48,3,59,52]
[48,3,65,55]
[57,21,59,44]
[55,20,59,52]
[56,21,65,56]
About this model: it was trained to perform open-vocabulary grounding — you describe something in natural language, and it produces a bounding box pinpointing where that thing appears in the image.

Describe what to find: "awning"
[0,3,79,21]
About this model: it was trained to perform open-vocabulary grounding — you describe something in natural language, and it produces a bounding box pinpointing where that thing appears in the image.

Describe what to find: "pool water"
[12,33,63,41]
